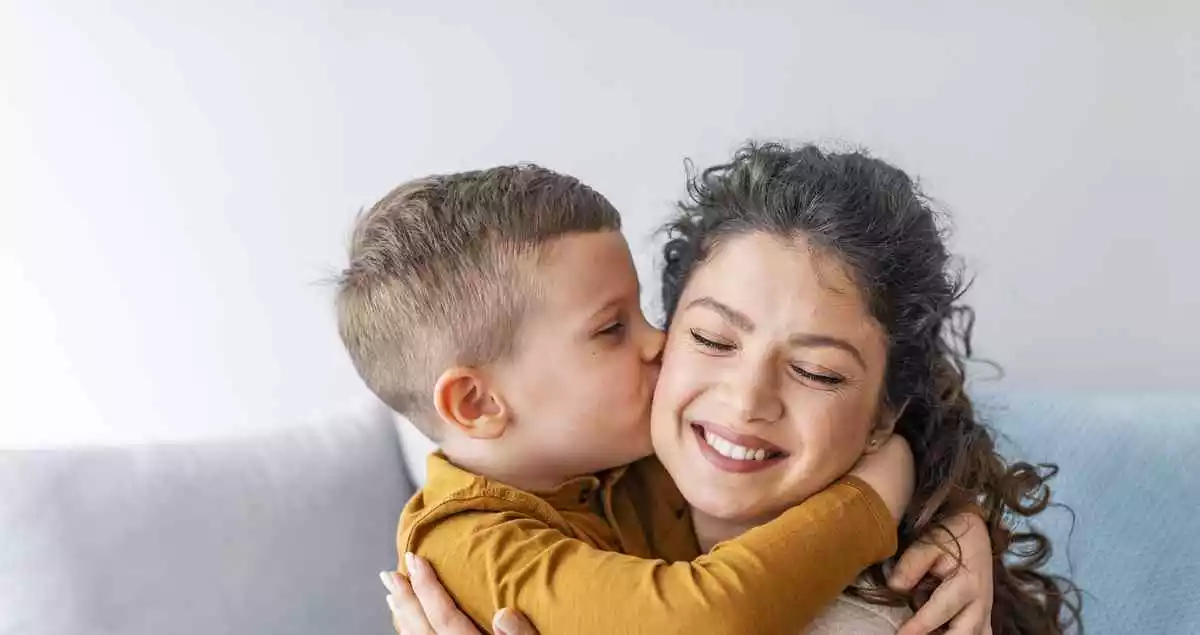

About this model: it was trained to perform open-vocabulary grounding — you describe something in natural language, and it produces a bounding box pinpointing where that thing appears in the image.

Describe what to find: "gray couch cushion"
[0,403,411,635]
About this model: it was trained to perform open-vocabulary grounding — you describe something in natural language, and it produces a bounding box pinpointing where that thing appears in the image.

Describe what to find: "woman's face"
[651,231,891,524]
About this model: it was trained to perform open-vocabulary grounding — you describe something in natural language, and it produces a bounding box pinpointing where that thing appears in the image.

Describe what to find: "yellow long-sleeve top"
[398,452,897,635]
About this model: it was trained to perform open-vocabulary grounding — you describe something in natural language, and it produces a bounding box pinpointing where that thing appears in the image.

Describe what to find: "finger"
[889,541,944,590]
[408,553,479,634]
[896,576,972,635]
[385,574,434,635]
[928,551,963,579]
[493,608,539,635]
[382,570,423,635]
[393,601,413,635]
[943,603,990,635]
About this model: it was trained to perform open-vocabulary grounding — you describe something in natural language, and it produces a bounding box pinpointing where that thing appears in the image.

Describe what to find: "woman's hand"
[889,511,995,635]
[380,554,538,635]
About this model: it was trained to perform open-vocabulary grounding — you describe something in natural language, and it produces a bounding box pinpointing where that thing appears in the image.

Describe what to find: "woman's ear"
[864,398,909,454]
[433,367,510,440]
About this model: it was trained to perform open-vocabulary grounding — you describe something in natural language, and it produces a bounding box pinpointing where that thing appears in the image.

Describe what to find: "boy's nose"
[642,325,666,364]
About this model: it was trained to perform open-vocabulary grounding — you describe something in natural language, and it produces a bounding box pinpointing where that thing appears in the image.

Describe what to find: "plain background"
[2,0,1196,447]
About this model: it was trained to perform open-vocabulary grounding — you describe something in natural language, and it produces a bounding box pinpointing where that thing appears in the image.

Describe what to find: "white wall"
[2,1,1196,447]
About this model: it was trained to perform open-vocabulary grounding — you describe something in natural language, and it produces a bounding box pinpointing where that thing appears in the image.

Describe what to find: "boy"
[336,165,909,634]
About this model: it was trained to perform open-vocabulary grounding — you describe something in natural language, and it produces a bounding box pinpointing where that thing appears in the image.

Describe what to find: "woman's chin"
[682,476,822,528]
[684,487,774,525]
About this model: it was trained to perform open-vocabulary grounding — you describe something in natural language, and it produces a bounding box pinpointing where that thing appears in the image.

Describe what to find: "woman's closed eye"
[692,327,845,385]
[790,365,844,385]
[690,328,736,352]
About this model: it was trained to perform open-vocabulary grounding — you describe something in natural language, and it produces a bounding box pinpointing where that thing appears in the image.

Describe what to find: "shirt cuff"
[836,475,899,561]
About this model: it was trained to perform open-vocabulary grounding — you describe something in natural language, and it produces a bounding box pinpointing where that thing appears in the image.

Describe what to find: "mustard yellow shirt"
[398,453,896,635]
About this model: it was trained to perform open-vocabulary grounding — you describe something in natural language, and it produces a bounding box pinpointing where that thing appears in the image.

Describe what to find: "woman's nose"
[724,361,784,424]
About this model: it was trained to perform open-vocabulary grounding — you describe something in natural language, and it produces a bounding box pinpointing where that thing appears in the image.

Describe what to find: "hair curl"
[661,142,1082,634]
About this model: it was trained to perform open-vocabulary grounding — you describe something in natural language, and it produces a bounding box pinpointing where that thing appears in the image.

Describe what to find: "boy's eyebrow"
[588,296,623,321]
[685,296,866,368]
[585,280,641,324]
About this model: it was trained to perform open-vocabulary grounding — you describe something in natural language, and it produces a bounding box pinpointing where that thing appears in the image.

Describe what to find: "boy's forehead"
[531,231,641,310]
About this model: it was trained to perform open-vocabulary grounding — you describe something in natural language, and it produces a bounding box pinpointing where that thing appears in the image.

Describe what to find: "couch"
[2,393,1197,634]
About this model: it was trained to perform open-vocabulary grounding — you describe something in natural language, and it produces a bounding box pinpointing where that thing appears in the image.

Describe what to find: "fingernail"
[404,552,418,577]
[379,571,398,594]
[493,608,520,635]
[386,594,400,616]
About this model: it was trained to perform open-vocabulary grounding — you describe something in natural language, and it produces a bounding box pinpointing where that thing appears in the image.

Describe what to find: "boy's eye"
[597,321,626,337]
[690,329,735,352]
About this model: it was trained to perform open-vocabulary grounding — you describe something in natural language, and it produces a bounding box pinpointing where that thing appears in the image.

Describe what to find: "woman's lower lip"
[691,425,783,474]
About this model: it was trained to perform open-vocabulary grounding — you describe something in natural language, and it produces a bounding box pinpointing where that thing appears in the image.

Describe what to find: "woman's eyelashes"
[690,328,735,352]
[790,365,844,385]
[691,328,846,386]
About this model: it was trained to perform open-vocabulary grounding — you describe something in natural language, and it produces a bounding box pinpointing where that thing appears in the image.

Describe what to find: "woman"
[388,143,1080,634]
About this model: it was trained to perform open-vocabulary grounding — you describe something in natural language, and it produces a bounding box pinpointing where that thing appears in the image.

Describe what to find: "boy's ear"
[433,367,510,440]
[864,398,909,454]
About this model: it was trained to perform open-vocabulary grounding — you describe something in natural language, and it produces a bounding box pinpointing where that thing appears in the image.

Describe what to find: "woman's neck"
[690,506,768,552]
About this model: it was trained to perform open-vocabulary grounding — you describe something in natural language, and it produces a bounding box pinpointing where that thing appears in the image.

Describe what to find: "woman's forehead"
[695,233,862,305]
[685,232,886,353]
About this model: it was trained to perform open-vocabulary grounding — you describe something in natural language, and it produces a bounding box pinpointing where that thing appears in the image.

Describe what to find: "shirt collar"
[422,451,631,511]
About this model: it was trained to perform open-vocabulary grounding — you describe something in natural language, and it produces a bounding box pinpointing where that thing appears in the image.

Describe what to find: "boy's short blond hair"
[336,165,621,438]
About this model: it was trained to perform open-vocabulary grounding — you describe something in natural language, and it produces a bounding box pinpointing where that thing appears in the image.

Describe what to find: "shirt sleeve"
[401,477,896,635]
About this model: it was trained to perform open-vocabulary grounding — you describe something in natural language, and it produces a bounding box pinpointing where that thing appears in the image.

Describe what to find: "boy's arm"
[405,476,895,635]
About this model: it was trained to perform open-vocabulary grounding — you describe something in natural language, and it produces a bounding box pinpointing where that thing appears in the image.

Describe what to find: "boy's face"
[491,230,663,484]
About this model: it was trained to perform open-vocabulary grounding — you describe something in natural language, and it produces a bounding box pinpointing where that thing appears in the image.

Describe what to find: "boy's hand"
[849,435,915,522]
[381,556,539,635]
[889,511,996,635]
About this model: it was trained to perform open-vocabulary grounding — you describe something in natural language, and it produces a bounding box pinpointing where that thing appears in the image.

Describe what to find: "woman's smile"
[690,421,787,473]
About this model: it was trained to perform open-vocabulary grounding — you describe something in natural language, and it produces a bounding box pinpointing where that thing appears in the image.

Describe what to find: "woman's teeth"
[703,431,776,461]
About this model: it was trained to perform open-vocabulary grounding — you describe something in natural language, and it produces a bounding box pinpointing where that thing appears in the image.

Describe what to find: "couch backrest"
[0,403,411,635]
[3,394,1195,635]
[977,392,1200,634]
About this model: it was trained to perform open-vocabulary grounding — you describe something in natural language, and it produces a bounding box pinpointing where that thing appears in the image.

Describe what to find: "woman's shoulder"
[803,594,912,635]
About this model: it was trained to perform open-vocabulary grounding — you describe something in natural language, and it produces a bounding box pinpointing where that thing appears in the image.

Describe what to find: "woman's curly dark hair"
[660,142,1082,634]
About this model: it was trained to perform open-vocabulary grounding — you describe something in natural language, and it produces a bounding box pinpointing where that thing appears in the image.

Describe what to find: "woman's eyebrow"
[687,295,866,368]
[686,296,755,331]
[787,333,866,369]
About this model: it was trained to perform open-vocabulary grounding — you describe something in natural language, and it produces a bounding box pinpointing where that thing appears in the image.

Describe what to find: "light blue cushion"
[977,392,1200,634]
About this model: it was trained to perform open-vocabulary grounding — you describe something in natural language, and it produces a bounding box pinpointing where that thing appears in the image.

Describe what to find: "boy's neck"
[443,445,575,492]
